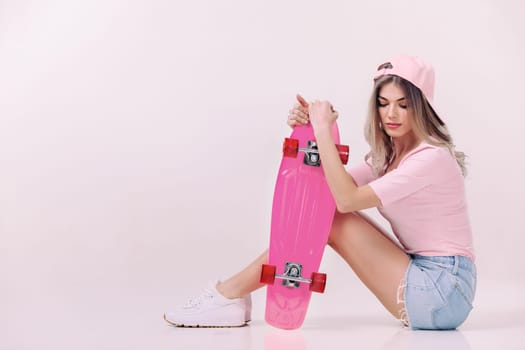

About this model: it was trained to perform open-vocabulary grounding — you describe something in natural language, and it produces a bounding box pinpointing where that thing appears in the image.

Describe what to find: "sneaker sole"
[163,314,250,328]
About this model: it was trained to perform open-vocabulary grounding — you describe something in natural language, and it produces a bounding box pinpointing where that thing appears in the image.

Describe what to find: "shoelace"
[183,286,215,309]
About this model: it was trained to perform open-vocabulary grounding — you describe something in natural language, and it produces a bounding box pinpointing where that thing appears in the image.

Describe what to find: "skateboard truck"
[260,263,327,293]
[281,262,307,288]
[303,141,321,167]
[283,138,349,166]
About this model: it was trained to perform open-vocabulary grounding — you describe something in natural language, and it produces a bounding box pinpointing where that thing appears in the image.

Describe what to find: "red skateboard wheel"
[335,144,350,165]
[309,272,327,293]
[260,264,277,285]
[283,138,299,158]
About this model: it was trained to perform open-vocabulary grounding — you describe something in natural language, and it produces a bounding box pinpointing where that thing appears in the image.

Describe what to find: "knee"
[327,231,337,248]
[327,211,358,248]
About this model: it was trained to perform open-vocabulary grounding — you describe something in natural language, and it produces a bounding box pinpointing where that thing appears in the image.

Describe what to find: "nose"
[386,104,398,120]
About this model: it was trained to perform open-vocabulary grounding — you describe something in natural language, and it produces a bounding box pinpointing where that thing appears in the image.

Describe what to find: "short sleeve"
[368,146,456,207]
[348,160,376,186]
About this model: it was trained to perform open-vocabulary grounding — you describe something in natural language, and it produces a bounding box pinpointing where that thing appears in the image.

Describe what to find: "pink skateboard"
[260,122,349,330]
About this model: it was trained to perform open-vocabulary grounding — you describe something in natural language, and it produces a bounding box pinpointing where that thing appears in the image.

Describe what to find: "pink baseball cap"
[374,54,444,124]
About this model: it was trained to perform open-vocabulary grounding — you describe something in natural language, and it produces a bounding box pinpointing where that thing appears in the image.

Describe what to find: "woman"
[164,55,476,330]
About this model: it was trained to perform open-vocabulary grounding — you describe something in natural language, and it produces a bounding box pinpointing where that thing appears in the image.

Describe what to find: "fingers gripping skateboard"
[283,138,349,165]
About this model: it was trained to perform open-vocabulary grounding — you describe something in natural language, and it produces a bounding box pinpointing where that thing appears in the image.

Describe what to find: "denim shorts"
[403,255,477,330]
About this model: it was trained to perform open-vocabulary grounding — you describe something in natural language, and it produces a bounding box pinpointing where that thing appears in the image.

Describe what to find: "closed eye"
[377,97,408,109]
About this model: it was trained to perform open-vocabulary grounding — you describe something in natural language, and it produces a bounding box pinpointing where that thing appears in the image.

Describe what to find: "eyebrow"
[378,95,406,102]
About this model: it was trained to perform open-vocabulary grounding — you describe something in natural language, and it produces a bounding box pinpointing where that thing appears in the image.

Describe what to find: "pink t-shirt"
[349,142,475,261]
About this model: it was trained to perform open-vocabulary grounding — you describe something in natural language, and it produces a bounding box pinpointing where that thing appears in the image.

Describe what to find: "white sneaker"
[164,281,252,328]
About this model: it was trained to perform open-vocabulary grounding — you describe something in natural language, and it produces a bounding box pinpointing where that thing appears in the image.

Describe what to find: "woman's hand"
[287,94,310,128]
[308,100,339,134]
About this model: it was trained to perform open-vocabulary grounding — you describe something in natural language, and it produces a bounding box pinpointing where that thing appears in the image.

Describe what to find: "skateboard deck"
[260,122,349,330]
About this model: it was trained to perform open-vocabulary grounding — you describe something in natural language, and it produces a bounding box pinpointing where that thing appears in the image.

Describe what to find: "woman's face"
[377,82,415,139]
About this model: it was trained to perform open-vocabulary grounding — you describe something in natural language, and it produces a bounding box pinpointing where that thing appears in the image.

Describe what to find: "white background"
[2,1,524,348]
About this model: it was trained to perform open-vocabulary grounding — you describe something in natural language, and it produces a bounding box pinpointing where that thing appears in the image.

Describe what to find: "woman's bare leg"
[217,211,409,321]
[217,250,268,299]
[327,211,410,319]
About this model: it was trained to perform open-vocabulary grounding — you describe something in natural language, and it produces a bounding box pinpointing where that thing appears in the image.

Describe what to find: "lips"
[385,123,401,129]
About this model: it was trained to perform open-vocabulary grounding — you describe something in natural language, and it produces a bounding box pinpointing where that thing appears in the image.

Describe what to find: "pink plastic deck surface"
[265,123,341,330]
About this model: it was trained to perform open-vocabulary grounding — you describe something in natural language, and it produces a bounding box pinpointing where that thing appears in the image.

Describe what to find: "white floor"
[6,282,525,350]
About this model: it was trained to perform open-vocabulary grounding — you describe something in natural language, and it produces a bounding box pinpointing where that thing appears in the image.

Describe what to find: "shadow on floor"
[461,308,525,330]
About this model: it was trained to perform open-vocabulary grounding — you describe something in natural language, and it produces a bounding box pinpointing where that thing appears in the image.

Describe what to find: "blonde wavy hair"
[364,75,467,176]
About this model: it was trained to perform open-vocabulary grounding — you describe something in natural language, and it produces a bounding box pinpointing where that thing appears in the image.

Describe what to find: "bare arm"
[308,100,381,212]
